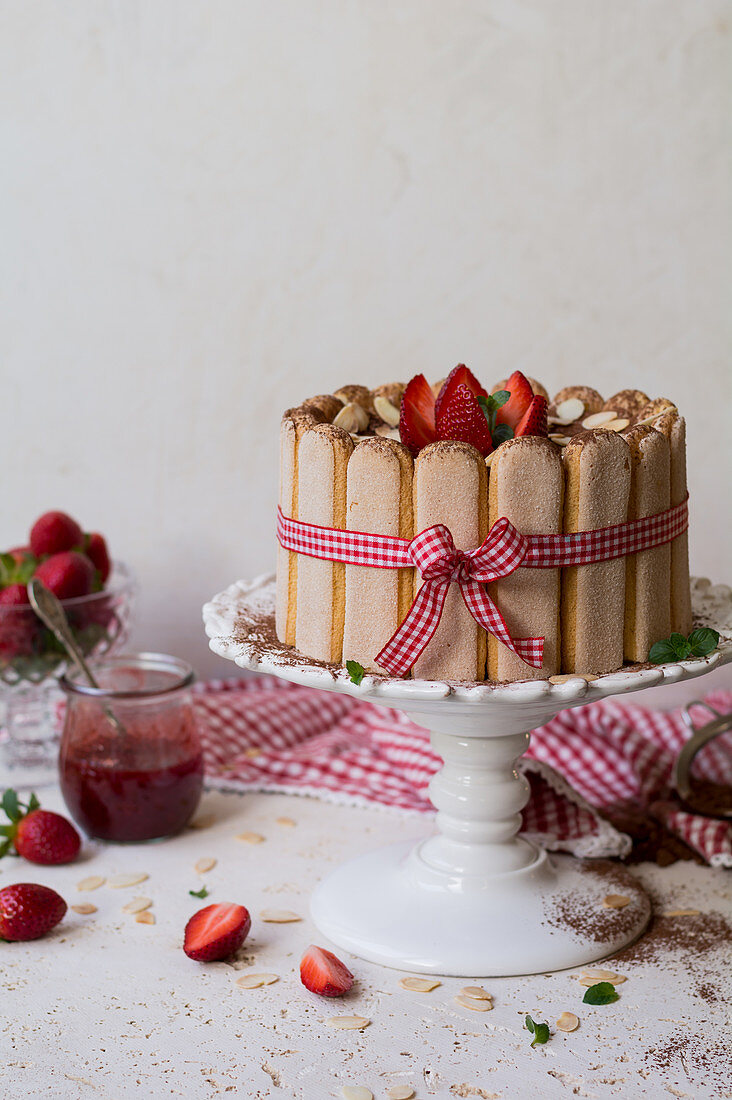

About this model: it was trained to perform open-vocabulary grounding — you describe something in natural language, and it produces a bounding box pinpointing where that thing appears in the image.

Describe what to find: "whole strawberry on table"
[0,510,115,674]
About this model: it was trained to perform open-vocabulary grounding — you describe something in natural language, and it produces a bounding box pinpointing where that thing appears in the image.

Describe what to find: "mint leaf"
[669,633,692,659]
[491,423,513,446]
[687,628,720,658]
[491,389,510,409]
[583,981,619,1005]
[649,640,677,664]
[525,1014,550,1046]
[346,660,365,686]
[189,885,209,899]
[1,790,20,823]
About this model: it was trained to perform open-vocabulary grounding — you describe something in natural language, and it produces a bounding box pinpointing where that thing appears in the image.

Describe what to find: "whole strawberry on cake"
[275,369,692,683]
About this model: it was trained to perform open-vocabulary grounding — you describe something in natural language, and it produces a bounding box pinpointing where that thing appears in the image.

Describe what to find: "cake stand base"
[311,843,649,977]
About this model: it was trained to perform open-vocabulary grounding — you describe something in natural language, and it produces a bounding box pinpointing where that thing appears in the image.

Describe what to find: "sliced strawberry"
[399,374,436,456]
[515,394,548,438]
[495,370,534,430]
[183,902,251,962]
[300,944,354,997]
[434,364,488,422]
[436,382,493,456]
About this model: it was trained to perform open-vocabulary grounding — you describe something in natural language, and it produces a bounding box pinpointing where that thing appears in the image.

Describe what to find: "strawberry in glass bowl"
[0,511,135,782]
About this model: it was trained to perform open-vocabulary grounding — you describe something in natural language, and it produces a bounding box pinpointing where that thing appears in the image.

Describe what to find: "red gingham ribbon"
[277,495,688,675]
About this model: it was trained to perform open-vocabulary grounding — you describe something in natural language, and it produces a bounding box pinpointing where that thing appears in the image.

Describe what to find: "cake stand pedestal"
[203,574,732,977]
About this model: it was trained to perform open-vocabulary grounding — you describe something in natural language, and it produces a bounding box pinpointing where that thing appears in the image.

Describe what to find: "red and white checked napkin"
[195,678,732,868]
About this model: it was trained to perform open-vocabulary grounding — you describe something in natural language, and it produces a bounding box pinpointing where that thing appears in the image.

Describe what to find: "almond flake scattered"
[122,896,153,914]
[664,908,700,917]
[582,411,617,429]
[77,875,105,892]
[108,873,149,889]
[236,831,265,844]
[276,816,296,827]
[400,976,441,992]
[602,894,630,909]
[556,1011,580,1032]
[71,903,97,915]
[387,1088,415,1100]
[327,1016,370,1030]
[580,968,627,985]
[194,857,217,874]
[236,973,279,988]
[259,908,302,923]
[244,747,262,758]
[460,985,492,1001]
[188,814,216,829]
[454,993,493,1012]
[555,397,585,422]
[341,1087,373,1100]
[135,911,155,925]
[549,674,583,684]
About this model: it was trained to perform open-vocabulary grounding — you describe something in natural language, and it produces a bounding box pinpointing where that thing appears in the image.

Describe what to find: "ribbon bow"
[375,518,544,677]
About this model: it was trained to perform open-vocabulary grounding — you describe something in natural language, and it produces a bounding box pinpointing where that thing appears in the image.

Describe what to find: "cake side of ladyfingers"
[275,366,691,683]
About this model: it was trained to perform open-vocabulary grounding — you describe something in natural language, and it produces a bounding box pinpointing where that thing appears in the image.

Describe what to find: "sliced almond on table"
[276,816,296,827]
[664,908,700,917]
[341,1087,373,1100]
[194,857,217,874]
[387,1088,415,1100]
[188,814,216,829]
[236,973,279,989]
[582,411,617,429]
[108,873,149,889]
[556,1011,580,1032]
[71,903,97,915]
[327,1016,371,1030]
[135,911,155,925]
[603,418,630,432]
[77,875,105,892]
[259,909,302,923]
[122,896,153,915]
[580,967,627,985]
[602,894,631,909]
[460,985,492,1001]
[555,398,585,422]
[400,976,441,992]
[236,831,266,844]
[454,993,493,1012]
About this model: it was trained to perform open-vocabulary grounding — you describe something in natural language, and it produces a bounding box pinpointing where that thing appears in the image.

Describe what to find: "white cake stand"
[203,575,732,977]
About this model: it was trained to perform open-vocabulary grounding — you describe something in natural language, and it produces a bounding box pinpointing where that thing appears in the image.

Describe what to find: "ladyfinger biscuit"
[603,389,649,420]
[551,386,605,417]
[412,441,488,681]
[302,394,344,421]
[487,437,563,682]
[492,377,549,400]
[561,430,631,674]
[654,411,692,635]
[276,406,326,645]
[295,424,354,662]
[342,438,414,672]
[623,425,671,661]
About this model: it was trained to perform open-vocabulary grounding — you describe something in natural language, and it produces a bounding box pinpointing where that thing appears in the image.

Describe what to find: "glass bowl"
[0,562,136,779]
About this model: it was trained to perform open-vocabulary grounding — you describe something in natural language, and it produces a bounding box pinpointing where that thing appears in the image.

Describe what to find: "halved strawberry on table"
[300,944,354,997]
[495,370,534,431]
[183,902,251,961]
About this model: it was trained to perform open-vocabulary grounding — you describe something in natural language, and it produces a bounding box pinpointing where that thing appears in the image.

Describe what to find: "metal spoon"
[28,577,126,737]
[672,700,732,819]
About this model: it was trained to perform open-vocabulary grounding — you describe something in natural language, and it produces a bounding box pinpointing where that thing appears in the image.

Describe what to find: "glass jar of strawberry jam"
[59,653,203,842]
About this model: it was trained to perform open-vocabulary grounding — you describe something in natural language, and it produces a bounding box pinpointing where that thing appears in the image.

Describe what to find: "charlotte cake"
[276,366,691,683]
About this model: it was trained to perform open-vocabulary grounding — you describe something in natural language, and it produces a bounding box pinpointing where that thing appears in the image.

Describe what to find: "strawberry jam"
[59,655,203,842]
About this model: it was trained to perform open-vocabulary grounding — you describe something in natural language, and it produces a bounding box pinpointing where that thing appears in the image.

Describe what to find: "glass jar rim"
[60,651,195,699]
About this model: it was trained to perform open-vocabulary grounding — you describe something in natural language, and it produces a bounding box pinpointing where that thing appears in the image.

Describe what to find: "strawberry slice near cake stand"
[203,574,732,978]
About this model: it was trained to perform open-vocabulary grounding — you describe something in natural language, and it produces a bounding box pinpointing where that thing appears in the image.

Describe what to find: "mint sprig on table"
[477,391,514,447]
[583,981,619,1005]
[649,628,720,664]
[346,661,365,686]
[524,1014,550,1047]
[189,885,209,899]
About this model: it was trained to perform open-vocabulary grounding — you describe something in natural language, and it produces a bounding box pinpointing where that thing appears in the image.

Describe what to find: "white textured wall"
[1,2,730,677]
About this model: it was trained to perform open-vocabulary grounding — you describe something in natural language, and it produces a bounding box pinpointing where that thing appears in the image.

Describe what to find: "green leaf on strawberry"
[1,790,21,823]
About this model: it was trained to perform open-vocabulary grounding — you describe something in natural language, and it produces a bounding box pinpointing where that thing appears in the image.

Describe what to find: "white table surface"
[0,782,729,1100]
